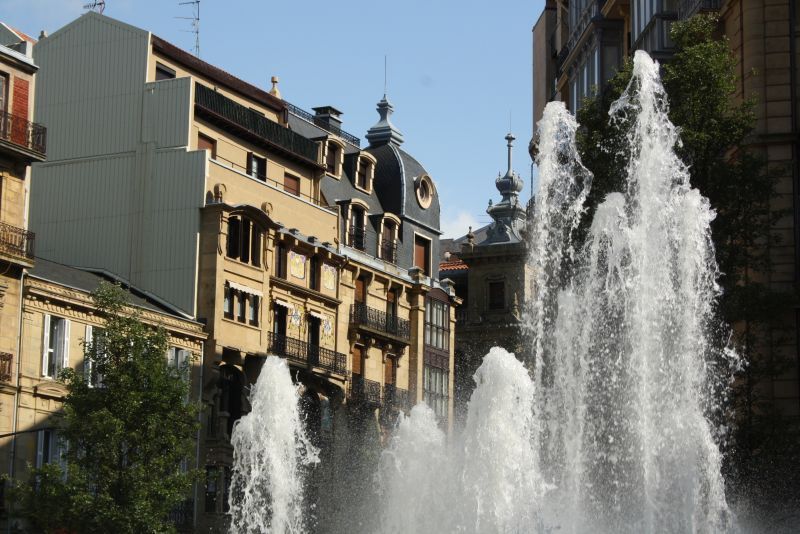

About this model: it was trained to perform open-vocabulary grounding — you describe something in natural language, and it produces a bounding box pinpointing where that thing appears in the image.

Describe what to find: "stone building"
[27,11,457,531]
[444,133,532,420]
[531,0,800,425]
[0,21,45,510]
[7,260,205,532]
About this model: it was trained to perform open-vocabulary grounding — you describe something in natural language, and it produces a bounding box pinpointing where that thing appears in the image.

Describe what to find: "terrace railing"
[0,109,46,156]
[0,222,34,261]
[350,302,411,341]
[267,332,347,375]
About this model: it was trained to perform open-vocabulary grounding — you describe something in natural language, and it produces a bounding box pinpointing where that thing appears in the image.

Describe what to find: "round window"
[415,175,434,209]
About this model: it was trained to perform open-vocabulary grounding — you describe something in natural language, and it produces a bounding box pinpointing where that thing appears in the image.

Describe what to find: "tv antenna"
[83,1,106,13]
[177,1,200,57]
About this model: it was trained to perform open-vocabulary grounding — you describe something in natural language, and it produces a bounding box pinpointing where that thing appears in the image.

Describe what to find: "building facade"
[443,134,533,421]
[28,12,457,531]
[531,0,800,422]
[0,22,45,514]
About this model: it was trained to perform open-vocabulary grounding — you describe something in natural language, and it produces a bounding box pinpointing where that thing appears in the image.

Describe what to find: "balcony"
[194,83,320,167]
[350,302,410,342]
[348,374,381,406]
[266,331,346,375]
[0,222,35,264]
[347,226,366,251]
[284,101,361,147]
[0,109,46,161]
[383,383,410,412]
[379,239,398,264]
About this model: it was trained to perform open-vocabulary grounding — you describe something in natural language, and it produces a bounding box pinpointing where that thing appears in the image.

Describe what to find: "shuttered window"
[351,345,363,375]
[283,173,300,196]
[414,236,430,275]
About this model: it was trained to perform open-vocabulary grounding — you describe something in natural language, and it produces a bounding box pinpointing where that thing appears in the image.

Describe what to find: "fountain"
[229,356,319,534]
[229,50,737,534]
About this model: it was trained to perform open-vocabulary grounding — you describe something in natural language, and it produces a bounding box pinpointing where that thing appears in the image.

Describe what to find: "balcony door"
[307,315,321,366]
[384,356,396,386]
[352,345,364,377]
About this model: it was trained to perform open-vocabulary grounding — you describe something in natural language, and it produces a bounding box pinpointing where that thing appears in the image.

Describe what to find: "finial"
[505,132,516,175]
[39,30,48,39]
[467,226,475,244]
[269,76,281,99]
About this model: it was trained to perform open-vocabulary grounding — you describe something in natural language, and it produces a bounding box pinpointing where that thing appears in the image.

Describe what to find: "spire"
[483,131,526,245]
[495,132,524,200]
[505,132,515,176]
[365,96,405,147]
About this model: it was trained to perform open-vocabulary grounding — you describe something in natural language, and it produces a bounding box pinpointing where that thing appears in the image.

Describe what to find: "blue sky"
[2,0,544,238]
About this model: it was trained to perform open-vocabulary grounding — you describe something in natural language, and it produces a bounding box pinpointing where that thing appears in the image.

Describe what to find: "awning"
[273,298,291,308]
[307,310,325,320]
[228,281,263,297]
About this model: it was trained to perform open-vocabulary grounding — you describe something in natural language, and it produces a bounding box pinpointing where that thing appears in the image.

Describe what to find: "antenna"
[83,1,106,13]
[177,1,200,57]
[384,55,388,97]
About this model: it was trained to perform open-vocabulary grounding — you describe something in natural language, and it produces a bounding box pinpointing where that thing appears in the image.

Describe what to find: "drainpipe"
[788,0,800,415]
[7,268,25,534]
[193,339,204,530]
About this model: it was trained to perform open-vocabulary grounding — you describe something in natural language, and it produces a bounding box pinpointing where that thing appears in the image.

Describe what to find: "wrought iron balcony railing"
[350,302,411,341]
[347,226,366,251]
[379,239,398,264]
[348,373,381,406]
[0,222,35,261]
[284,101,361,147]
[0,109,46,156]
[267,332,347,375]
[383,383,410,412]
[194,84,319,165]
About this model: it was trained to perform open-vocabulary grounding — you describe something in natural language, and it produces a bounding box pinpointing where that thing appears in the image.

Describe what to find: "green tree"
[576,13,798,521]
[10,283,199,534]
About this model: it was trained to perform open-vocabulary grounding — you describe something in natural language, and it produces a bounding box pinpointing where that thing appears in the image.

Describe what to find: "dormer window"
[325,141,342,176]
[348,205,367,251]
[415,175,435,209]
[356,156,374,192]
[380,215,400,264]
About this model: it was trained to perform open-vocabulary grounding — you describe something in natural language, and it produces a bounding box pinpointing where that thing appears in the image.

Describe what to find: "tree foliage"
[10,283,200,534]
[575,13,798,521]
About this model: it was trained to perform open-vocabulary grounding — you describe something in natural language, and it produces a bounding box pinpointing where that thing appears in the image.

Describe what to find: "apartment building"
[531,0,800,420]
[29,12,457,531]
[0,21,45,508]
[7,260,205,532]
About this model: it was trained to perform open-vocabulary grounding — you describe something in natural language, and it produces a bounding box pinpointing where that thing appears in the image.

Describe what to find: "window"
[198,133,216,159]
[224,284,234,319]
[247,153,267,181]
[415,175,434,209]
[307,315,321,365]
[349,206,366,250]
[42,315,69,378]
[37,429,66,470]
[489,281,505,310]
[167,347,190,382]
[309,256,320,291]
[325,142,340,175]
[249,295,260,326]
[205,466,219,513]
[155,62,176,81]
[226,216,262,267]
[84,325,105,388]
[423,364,449,423]
[356,158,371,190]
[354,276,367,304]
[283,173,300,196]
[414,235,431,275]
[424,298,449,351]
[237,292,247,323]
[273,306,287,337]
[275,243,288,279]
[380,221,397,263]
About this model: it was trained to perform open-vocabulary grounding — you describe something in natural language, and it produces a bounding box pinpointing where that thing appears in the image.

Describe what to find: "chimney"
[312,106,344,131]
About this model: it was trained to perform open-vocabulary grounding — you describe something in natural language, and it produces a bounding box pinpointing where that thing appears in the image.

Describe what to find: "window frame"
[42,315,69,379]
[155,62,177,81]
[226,215,262,267]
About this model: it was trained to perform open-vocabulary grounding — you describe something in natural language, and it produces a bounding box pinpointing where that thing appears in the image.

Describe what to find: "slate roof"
[28,258,192,319]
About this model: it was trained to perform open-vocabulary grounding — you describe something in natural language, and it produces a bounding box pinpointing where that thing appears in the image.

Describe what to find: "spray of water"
[228,357,319,534]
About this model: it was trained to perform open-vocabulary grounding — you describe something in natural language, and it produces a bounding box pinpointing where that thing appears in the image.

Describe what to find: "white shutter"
[61,319,71,371]
[42,315,51,377]
[84,325,93,386]
[36,430,45,468]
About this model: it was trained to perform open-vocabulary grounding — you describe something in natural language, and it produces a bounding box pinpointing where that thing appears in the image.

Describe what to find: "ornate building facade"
[27,11,458,531]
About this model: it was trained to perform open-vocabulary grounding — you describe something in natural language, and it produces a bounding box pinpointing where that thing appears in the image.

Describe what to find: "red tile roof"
[8,25,36,43]
[439,259,468,272]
